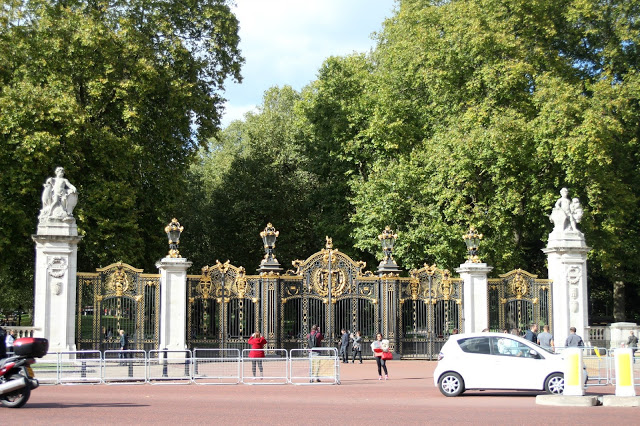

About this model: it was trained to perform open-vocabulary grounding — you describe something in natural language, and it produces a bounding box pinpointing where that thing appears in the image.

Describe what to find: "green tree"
[348,0,640,320]
[0,0,242,310]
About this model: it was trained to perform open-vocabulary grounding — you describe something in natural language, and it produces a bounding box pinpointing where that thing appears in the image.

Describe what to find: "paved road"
[8,360,637,424]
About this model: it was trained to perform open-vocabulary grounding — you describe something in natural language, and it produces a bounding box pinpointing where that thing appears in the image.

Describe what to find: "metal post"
[222,274,225,350]
[162,348,168,377]
[327,248,332,345]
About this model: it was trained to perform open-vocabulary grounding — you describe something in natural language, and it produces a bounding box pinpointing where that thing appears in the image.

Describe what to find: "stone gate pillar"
[32,166,82,353]
[542,188,590,347]
[456,262,493,333]
[156,257,192,351]
[32,226,82,353]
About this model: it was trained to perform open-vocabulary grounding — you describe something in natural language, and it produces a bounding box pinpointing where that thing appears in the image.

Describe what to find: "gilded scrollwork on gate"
[187,260,260,348]
[488,269,553,333]
[76,262,159,351]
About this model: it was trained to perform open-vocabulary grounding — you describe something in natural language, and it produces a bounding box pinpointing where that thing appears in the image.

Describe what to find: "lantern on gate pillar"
[164,218,184,258]
[376,226,401,275]
[463,226,483,263]
[258,223,282,274]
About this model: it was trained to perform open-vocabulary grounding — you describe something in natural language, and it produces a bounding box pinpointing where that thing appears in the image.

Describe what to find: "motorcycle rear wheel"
[0,373,31,408]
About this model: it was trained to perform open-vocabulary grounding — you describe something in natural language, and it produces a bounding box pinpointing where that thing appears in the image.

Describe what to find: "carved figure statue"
[39,167,78,220]
[549,188,582,233]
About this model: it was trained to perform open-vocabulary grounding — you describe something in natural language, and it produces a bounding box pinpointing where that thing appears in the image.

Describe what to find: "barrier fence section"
[608,348,640,387]
[31,353,60,385]
[102,350,147,384]
[147,350,192,384]
[289,348,340,385]
[28,348,342,385]
[59,351,102,384]
[241,349,288,384]
[554,346,611,386]
[192,348,241,385]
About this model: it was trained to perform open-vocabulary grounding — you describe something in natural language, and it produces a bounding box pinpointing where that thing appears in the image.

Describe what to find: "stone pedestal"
[156,257,192,352]
[543,230,590,348]
[456,262,493,333]
[32,219,82,353]
[609,322,639,349]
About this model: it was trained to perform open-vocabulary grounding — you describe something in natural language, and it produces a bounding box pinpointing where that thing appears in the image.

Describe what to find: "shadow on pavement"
[25,402,150,409]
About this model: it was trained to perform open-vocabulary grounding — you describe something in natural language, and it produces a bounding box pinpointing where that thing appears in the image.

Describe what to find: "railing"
[0,326,38,338]
[29,348,340,385]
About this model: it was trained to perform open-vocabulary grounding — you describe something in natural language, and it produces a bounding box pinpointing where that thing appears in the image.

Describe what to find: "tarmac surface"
[8,360,639,425]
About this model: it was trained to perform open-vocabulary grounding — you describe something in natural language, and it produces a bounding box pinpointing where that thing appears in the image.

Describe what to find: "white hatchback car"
[434,333,566,396]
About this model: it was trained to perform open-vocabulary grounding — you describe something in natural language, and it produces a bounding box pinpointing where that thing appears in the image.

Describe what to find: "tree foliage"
[348,0,640,320]
[0,0,242,310]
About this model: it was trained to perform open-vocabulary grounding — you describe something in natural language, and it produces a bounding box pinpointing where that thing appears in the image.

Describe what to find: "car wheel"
[438,372,465,397]
[544,373,564,395]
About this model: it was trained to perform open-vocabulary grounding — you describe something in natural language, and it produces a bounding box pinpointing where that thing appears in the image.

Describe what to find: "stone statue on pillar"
[39,167,78,222]
[549,187,583,234]
[543,187,590,349]
[32,166,82,354]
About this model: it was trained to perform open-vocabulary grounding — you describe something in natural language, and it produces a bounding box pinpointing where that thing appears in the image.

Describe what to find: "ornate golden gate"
[76,262,160,351]
[186,261,261,350]
[399,265,463,359]
[488,269,552,333]
[280,238,381,354]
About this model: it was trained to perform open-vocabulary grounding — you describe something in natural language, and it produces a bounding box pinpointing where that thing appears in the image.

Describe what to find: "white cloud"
[220,0,395,128]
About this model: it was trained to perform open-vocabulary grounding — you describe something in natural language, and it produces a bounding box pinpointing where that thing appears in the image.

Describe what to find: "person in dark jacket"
[524,323,538,343]
[339,329,350,363]
[0,327,6,359]
[119,329,129,359]
[307,325,324,382]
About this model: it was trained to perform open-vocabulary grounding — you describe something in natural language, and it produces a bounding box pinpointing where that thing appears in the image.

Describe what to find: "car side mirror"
[529,349,538,358]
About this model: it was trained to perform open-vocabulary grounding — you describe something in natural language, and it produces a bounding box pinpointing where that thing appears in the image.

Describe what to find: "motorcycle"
[0,337,48,408]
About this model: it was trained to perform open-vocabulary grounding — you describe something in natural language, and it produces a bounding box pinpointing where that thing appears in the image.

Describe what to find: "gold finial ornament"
[325,236,333,249]
[164,218,184,258]
[259,223,282,273]
[376,226,400,274]
[463,226,483,263]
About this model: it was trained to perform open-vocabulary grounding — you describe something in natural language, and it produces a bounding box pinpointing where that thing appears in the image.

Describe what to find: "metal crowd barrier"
[102,350,147,384]
[241,349,288,384]
[59,351,102,384]
[147,350,192,384]
[552,346,612,386]
[31,353,61,385]
[24,348,343,385]
[608,347,640,386]
[289,348,340,385]
[192,348,241,385]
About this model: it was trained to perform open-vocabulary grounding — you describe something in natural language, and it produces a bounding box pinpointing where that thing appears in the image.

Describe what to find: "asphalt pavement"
[9,360,638,425]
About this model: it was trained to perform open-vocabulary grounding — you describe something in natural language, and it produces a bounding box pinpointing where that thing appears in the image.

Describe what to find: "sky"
[220,0,397,128]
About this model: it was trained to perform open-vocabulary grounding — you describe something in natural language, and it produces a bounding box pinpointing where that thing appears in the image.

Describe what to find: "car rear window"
[457,337,491,354]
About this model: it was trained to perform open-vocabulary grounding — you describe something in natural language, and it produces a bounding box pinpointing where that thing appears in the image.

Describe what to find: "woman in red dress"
[248,331,267,378]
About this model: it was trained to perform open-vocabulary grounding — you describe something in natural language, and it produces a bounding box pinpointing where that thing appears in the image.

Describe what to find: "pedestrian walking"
[371,333,391,380]
[351,330,363,364]
[565,327,584,347]
[339,328,350,363]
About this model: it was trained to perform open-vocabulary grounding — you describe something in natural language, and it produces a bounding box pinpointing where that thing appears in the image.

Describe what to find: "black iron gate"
[488,269,552,333]
[280,238,380,354]
[186,261,260,350]
[399,265,462,359]
[76,262,159,351]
